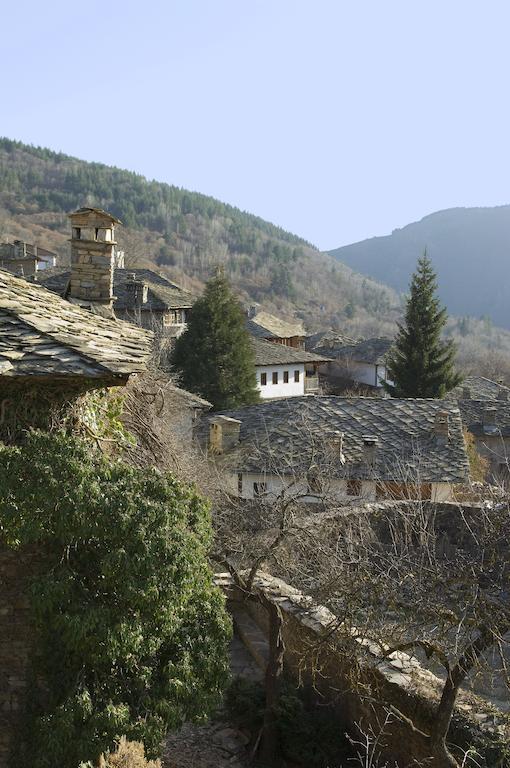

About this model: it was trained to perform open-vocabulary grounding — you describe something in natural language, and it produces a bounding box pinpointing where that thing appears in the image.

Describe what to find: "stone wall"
[0,547,38,767]
[218,571,509,768]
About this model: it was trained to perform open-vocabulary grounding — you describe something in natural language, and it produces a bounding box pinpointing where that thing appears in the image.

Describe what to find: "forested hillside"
[329,206,510,329]
[2,137,510,381]
[0,138,397,336]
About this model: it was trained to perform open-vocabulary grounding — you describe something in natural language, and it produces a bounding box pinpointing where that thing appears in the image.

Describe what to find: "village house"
[37,207,193,335]
[251,337,330,398]
[200,396,469,503]
[446,377,510,484]
[447,375,510,402]
[0,266,152,424]
[0,240,56,276]
[311,336,394,391]
[246,304,306,348]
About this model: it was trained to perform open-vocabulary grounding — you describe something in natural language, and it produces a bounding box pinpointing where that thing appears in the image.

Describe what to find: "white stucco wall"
[235,473,375,502]
[431,482,454,502]
[322,360,393,389]
[232,473,454,503]
[348,361,391,388]
[256,363,305,399]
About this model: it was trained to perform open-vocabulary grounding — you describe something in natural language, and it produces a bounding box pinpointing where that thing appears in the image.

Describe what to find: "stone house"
[246,304,306,348]
[446,376,510,484]
[311,336,394,391]
[200,396,469,503]
[0,267,152,441]
[38,207,193,336]
[251,337,330,398]
[0,240,56,276]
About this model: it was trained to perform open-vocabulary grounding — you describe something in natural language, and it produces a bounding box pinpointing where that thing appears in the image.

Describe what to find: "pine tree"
[383,253,461,398]
[172,270,260,410]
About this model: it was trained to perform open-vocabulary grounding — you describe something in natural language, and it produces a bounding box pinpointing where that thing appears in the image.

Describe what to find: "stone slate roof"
[252,338,331,366]
[38,268,194,312]
[457,399,510,438]
[246,310,305,340]
[316,337,393,364]
[201,396,469,483]
[0,269,152,379]
[70,206,121,224]
[447,376,510,402]
[305,329,357,352]
[167,384,211,410]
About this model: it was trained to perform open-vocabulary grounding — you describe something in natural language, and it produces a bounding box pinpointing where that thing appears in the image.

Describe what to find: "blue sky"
[2,0,510,249]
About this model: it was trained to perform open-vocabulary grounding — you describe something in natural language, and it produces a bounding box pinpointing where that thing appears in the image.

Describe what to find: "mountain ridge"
[328,205,510,328]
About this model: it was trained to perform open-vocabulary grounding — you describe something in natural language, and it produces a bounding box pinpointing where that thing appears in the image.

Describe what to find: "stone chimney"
[247,303,259,319]
[362,435,379,464]
[68,207,120,310]
[328,430,345,464]
[434,411,450,445]
[209,416,242,454]
[462,386,471,399]
[482,406,497,430]
[125,272,148,308]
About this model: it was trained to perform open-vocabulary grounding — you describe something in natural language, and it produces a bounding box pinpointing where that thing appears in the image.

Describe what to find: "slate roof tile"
[447,376,510,402]
[313,337,393,364]
[456,399,510,438]
[246,311,305,340]
[38,267,194,312]
[0,269,152,379]
[252,338,331,366]
[201,396,469,483]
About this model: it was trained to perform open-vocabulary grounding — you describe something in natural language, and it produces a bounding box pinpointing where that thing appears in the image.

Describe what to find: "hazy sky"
[2,1,510,249]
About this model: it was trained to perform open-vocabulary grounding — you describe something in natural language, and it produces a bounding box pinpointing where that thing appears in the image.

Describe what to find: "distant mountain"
[329,206,510,329]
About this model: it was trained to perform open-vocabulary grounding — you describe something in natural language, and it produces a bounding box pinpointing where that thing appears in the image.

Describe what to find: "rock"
[212,728,250,755]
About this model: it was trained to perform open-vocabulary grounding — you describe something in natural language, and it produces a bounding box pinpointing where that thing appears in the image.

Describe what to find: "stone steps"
[231,606,269,671]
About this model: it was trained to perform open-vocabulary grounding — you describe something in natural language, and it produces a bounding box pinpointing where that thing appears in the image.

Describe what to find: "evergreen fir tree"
[172,270,260,410]
[383,253,461,398]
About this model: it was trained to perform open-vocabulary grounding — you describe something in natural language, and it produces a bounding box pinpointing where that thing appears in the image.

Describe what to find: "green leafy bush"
[0,431,231,768]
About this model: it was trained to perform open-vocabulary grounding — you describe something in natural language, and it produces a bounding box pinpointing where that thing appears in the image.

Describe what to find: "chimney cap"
[210,415,242,426]
[68,206,121,224]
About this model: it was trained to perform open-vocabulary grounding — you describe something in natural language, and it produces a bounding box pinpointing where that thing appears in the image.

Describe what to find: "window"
[260,372,267,386]
[237,473,243,495]
[253,481,267,497]
[72,227,81,240]
[272,371,279,385]
[294,370,300,383]
[346,479,362,497]
[283,370,289,383]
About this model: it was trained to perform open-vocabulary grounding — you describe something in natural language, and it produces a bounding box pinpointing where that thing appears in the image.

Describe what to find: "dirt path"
[162,637,262,768]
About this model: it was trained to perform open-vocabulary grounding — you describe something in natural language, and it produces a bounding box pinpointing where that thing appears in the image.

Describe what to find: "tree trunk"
[430,626,496,767]
[259,598,285,766]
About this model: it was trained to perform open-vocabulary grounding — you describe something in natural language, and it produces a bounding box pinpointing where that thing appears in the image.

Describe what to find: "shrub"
[0,431,231,768]
[98,736,161,767]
